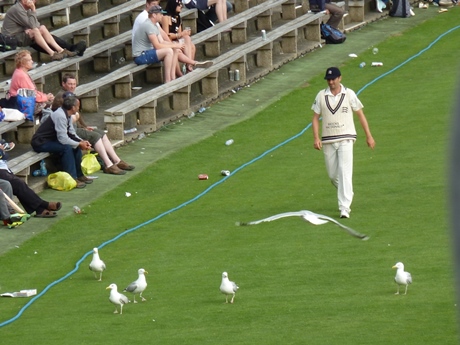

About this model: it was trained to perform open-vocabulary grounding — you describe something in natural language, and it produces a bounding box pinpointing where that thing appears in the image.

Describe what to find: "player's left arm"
[355,109,375,149]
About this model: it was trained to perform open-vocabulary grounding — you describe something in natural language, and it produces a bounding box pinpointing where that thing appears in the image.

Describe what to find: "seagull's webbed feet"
[133,296,138,304]
[114,308,119,314]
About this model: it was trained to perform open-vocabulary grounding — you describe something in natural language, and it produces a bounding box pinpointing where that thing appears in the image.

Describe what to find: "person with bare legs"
[1,0,79,60]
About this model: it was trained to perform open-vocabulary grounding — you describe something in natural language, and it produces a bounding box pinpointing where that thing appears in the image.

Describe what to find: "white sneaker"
[340,210,350,219]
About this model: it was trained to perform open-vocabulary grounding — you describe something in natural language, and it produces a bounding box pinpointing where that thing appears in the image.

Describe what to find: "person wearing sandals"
[0,146,62,218]
[162,0,196,74]
[52,74,135,175]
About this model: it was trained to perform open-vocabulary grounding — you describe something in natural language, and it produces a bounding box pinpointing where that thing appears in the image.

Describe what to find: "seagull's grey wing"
[240,211,308,225]
[315,213,369,240]
[101,261,106,271]
[119,294,130,304]
[231,281,239,292]
[124,282,138,293]
[406,272,412,284]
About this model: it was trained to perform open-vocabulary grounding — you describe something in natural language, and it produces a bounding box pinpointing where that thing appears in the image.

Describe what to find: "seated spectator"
[184,0,228,25]
[132,5,212,83]
[9,50,54,116]
[0,178,31,227]
[1,0,85,61]
[31,94,93,189]
[135,0,198,76]
[52,74,135,175]
[162,0,197,73]
[0,148,62,218]
[325,1,345,30]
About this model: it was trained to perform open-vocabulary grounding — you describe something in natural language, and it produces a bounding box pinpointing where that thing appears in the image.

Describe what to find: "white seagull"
[106,283,130,314]
[220,272,239,304]
[89,248,106,281]
[237,210,369,240]
[392,262,412,295]
[123,268,148,303]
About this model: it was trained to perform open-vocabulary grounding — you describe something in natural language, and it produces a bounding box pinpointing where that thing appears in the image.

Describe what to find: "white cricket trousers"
[322,139,354,213]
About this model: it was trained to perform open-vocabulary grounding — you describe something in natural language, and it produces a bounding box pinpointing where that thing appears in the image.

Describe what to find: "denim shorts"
[134,49,160,65]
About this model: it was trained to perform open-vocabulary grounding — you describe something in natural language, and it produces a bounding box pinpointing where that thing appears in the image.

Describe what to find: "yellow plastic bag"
[81,153,101,175]
[47,171,77,191]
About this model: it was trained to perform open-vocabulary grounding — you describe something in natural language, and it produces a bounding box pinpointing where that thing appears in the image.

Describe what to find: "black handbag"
[0,33,18,52]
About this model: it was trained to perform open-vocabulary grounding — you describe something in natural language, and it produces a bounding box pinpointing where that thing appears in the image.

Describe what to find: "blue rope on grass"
[1,24,459,328]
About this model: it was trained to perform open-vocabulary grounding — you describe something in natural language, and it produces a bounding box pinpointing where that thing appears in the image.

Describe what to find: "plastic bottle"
[198,107,206,113]
[372,48,379,54]
[73,206,81,214]
[225,139,234,146]
[123,127,137,134]
[32,170,41,177]
[40,159,47,176]
[359,62,366,68]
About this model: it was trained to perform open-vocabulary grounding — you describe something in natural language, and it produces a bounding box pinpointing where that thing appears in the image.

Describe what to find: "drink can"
[229,69,234,81]
[234,69,240,81]
[198,174,208,180]
[73,206,81,214]
[261,30,267,40]
[221,170,230,176]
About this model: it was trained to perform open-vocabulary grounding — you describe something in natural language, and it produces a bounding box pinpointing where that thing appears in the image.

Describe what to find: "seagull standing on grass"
[106,283,130,314]
[89,248,106,281]
[392,262,412,295]
[123,268,148,303]
[220,272,239,304]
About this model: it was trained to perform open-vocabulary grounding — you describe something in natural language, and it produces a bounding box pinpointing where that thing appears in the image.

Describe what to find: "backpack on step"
[321,23,346,44]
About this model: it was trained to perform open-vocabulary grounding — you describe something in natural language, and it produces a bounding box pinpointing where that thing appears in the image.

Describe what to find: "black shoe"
[74,40,87,57]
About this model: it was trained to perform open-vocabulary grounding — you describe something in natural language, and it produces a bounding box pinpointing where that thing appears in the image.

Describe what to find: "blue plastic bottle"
[40,159,47,176]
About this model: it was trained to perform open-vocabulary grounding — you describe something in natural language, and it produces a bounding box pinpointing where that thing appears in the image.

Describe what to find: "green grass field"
[0,9,459,344]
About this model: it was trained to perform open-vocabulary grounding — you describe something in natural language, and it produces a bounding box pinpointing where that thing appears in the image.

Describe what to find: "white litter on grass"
[125,192,131,197]
[349,53,358,58]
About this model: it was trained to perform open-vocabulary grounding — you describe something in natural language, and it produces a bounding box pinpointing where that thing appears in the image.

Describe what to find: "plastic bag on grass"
[47,171,76,191]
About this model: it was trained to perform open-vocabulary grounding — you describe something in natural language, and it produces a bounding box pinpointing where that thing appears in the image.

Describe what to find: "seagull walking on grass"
[237,210,369,240]
[123,268,148,303]
[106,283,130,314]
[89,248,106,281]
[220,272,239,304]
[392,262,412,295]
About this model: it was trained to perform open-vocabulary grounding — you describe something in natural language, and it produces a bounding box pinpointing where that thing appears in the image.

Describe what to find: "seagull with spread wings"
[237,210,369,240]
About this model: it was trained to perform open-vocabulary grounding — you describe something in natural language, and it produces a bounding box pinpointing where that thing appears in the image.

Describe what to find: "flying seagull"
[106,283,130,314]
[220,272,239,304]
[392,262,412,295]
[237,210,369,240]
[123,268,148,303]
[89,248,106,281]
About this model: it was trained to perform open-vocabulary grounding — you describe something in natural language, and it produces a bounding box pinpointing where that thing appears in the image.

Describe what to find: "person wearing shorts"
[132,5,176,83]
[312,67,375,219]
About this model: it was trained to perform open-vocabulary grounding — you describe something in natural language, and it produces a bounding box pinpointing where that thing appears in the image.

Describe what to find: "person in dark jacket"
[31,94,92,189]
